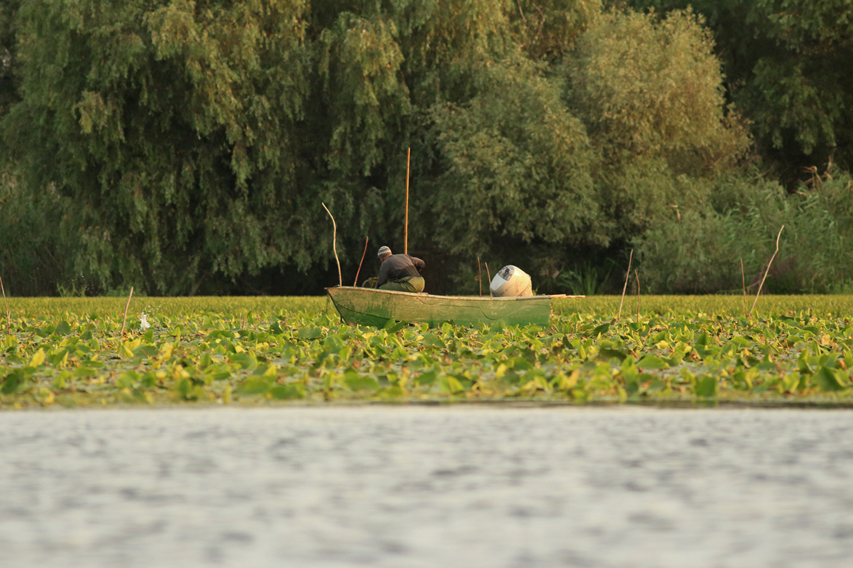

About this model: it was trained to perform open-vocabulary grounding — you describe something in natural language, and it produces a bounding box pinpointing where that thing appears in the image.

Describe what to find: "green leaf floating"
[695,377,718,398]
[814,367,846,392]
[636,356,668,370]
[345,376,380,391]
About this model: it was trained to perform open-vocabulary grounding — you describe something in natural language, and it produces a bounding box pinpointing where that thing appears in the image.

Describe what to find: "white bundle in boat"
[490,265,533,297]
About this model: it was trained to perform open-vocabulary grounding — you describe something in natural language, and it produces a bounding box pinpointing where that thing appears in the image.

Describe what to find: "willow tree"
[5,0,749,294]
[565,8,750,239]
[626,0,853,184]
[7,0,313,294]
[744,0,853,177]
[0,0,18,119]
[426,55,601,286]
[4,0,543,293]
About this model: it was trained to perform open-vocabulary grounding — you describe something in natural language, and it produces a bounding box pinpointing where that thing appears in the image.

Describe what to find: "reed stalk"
[749,226,784,317]
[477,257,482,297]
[0,276,9,337]
[617,249,633,321]
[354,237,369,287]
[635,270,640,321]
[120,287,134,337]
[321,203,342,287]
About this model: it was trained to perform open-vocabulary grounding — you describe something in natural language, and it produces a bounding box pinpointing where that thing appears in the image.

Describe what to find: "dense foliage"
[0,0,850,295]
[0,1,18,116]
[3,296,853,408]
[636,166,853,294]
[624,0,853,184]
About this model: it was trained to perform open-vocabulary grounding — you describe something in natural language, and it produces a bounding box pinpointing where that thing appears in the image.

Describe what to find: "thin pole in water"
[617,249,633,322]
[635,270,640,322]
[749,225,784,317]
[354,237,369,287]
[405,147,410,255]
[120,287,134,337]
[0,276,9,336]
[322,203,342,287]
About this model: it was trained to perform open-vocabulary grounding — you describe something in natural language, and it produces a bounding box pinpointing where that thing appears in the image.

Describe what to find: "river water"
[1,406,852,567]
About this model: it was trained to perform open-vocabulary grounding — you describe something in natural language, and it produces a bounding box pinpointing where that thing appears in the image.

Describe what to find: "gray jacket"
[377,254,425,288]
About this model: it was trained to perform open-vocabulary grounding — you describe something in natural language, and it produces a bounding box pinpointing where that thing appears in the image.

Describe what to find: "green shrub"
[0,170,71,295]
[636,169,853,293]
[634,208,742,293]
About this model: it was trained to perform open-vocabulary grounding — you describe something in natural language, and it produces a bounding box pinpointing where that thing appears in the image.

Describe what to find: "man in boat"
[375,245,426,293]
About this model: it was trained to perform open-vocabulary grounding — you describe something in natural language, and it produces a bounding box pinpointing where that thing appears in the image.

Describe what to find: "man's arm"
[376,261,391,288]
[410,256,425,270]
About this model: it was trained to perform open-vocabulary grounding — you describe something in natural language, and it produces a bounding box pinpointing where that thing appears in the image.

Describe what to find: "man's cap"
[377,246,392,258]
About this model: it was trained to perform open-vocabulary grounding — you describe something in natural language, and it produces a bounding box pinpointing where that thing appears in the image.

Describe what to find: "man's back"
[377,254,425,292]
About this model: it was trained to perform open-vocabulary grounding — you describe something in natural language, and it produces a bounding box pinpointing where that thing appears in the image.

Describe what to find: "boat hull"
[326,286,568,327]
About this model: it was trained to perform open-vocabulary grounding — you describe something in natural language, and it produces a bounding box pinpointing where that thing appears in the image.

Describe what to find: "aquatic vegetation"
[2,296,853,408]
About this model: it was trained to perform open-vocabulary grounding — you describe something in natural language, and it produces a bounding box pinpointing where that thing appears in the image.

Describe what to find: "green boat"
[326,286,580,327]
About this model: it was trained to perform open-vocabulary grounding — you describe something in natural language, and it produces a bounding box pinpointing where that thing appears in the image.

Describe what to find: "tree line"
[1,0,852,296]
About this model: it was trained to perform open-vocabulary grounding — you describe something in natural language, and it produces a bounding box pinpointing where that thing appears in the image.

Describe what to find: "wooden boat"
[326,286,580,327]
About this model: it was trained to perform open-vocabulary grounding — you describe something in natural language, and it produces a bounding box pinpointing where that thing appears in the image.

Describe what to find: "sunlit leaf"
[28,348,46,368]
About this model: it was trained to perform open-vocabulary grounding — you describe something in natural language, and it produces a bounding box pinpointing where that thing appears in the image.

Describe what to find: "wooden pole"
[617,249,633,322]
[120,287,134,337]
[485,262,492,298]
[405,147,410,255]
[321,203,342,287]
[354,237,369,287]
[749,225,784,317]
[635,270,640,322]
[0,276,9,337]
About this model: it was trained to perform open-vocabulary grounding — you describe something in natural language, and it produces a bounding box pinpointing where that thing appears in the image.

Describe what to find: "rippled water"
[1,406,852,567]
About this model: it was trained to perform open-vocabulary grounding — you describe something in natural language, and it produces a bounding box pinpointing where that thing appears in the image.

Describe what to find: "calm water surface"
[1,406,852,567]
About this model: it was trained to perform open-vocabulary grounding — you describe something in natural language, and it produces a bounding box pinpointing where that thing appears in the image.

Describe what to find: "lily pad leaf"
[323,335,346,353]
[55,321,72,336]
[695,376,718,398]
[424,336,447,350]
[814,367,846,392]
[592,323,611,336]
[636,356,668,370]
[382,319,407,334]
[439,376,465,394]
[237,378,271,395]
[1,370,27,394]
[416,370,438,386]
[345,376,380,391]
[297,326,323,340]
[28,348,46,368]
[599,348,627,361]
[269,385,305,400]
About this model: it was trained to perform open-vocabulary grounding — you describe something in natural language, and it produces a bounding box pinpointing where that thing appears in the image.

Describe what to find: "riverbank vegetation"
[3,296,853,408]
[1,1,852,296]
